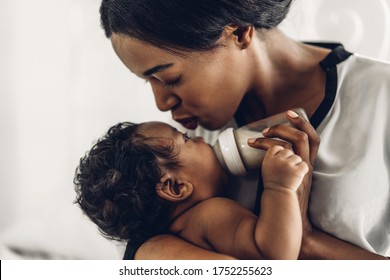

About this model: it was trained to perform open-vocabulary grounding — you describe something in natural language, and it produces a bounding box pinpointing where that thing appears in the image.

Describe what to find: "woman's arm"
[248,111,387,260]
[299,227,387,260]
[134,234,236,260]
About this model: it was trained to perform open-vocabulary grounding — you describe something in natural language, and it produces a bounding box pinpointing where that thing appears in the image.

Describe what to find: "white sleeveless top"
[310,52,390,255]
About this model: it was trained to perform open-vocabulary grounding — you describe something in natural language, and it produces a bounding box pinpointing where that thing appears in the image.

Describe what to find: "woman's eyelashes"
[163,75,181,88]
[144,75,181,88]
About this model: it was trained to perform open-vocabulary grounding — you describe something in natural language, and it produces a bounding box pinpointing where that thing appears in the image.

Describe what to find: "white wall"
[280,0,390,60]
[0,0,389,259]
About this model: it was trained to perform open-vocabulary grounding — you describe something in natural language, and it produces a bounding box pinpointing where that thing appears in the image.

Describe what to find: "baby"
[74,121,308,259]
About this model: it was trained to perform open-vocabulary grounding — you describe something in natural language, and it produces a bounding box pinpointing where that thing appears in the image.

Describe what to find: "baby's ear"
[155,173,193,202]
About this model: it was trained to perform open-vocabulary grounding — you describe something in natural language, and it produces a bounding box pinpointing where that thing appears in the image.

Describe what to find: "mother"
[99,0,389,259]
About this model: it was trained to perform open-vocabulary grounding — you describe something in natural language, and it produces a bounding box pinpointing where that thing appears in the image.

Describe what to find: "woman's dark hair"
[100,0,293,52]
[74,122,179,244]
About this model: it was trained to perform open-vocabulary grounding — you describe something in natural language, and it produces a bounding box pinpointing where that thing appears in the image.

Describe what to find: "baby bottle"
[213,108,308,176]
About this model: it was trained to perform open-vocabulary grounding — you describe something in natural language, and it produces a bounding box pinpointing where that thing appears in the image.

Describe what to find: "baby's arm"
[256,145,308,259]
[182,145,307,259]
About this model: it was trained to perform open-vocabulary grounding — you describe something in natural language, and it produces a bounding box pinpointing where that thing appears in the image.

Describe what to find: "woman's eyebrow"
[143,63,174,77]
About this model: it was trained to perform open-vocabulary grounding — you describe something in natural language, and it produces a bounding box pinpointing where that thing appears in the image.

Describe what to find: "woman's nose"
[150,81,180,112]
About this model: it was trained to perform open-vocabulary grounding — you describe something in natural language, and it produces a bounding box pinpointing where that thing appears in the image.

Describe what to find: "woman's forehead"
[111,34,183,75]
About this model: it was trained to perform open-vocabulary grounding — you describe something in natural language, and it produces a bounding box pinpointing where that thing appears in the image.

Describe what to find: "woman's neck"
[239,29,331,122]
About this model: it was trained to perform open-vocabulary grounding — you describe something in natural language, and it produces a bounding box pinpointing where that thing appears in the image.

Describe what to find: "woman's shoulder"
[340,53,390,79]
[335,53,390,102]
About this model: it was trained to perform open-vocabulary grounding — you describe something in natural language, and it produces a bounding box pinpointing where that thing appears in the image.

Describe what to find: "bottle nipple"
[213,128,247,176]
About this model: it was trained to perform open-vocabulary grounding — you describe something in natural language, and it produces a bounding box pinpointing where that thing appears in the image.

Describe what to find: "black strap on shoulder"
[308,43,352,128]
[319,44,353,71]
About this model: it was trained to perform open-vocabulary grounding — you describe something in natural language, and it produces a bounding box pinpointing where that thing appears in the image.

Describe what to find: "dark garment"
[123,239,143,260]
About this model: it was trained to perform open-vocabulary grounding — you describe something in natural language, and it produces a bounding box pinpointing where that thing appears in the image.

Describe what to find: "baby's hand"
[262,145,308,191]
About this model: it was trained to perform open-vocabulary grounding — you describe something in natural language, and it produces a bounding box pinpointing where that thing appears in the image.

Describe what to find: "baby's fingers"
[288,154,305,166]
[296,160,309,175]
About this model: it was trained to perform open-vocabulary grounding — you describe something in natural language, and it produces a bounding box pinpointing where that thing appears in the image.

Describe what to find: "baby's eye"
[183,132,190,142]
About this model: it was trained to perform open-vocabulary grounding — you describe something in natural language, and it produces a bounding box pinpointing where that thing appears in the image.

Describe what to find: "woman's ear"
[155,173,193,202]
[223,25,254,50]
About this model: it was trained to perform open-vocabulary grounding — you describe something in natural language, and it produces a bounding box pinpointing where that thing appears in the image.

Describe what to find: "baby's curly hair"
[74,122,179,244]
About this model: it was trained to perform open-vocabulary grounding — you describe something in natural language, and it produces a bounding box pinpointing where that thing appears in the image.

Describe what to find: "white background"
[0,0,389,259]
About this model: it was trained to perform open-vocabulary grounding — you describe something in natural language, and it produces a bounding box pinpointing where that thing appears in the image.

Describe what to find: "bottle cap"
[217,128,247,176]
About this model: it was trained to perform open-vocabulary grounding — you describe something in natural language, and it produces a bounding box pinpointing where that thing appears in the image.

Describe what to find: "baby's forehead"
[138,121,176,138]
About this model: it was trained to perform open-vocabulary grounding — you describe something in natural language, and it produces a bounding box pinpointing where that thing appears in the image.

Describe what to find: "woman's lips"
[175,117,199,130]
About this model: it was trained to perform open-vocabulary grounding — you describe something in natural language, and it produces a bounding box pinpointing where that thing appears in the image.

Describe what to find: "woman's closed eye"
[163,75,181,88]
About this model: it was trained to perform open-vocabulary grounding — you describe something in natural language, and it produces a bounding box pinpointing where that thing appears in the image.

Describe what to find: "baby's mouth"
[176,117,199,130]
